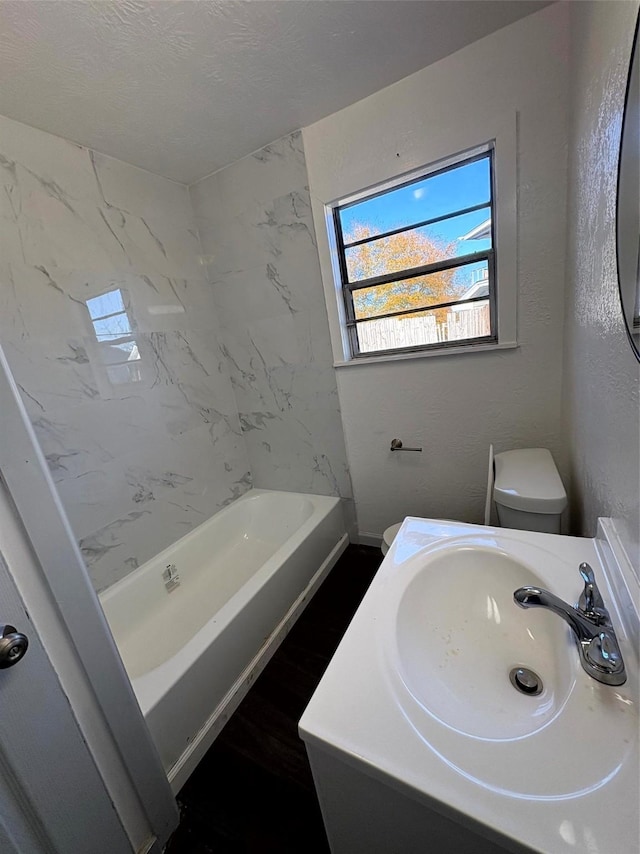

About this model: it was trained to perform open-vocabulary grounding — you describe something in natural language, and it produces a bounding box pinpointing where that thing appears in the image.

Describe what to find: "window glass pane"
[356,301,491,354]
[86,289,125,320]
[344,207,491,283]
[353,260,489,321]
[112,340,140,360]
[340,156,490,240]
[96,340,140,366]
[453,259,490,297]
[106,362,142,385]
[92,312,132,341]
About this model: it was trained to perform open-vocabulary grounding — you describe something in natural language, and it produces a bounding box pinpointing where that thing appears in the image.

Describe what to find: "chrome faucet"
[514,562,626,686]
[163,563,180,592]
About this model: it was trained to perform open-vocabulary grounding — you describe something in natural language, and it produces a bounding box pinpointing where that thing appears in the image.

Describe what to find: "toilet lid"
[493,448,567,514]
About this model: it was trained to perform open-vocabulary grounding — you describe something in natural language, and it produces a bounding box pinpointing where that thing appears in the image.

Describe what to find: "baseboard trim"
[357,531,383,548]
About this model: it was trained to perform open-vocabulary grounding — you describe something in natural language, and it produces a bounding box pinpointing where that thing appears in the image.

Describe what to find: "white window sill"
[333,339,518,368]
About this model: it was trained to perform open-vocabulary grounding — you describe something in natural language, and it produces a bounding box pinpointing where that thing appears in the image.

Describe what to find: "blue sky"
[339,156,492,291]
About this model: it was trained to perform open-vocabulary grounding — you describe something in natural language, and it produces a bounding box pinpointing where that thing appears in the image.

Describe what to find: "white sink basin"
[395,545,573,740]
[386,532,636,798]
[300,518,640,853]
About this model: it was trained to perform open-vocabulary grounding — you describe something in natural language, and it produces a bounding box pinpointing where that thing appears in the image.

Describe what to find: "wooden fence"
[358,303,490,353]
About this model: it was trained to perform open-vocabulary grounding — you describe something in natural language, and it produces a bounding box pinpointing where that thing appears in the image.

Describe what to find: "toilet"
[381,521,403,556]
[381,518,457,556]
[492,448,566,534]
[380,447,567,555]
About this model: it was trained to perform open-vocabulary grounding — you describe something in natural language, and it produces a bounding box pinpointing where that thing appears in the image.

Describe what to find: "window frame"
[329,144,497,360]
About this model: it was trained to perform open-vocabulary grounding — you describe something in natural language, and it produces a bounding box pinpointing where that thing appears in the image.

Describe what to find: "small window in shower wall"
[329,144,496,359]
[85,288,142,385]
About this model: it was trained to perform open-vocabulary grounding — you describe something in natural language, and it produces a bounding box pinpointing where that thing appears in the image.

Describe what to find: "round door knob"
[0,624,28,669]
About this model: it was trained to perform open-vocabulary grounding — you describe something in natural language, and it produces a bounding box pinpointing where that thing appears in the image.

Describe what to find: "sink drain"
[509,666,543,696]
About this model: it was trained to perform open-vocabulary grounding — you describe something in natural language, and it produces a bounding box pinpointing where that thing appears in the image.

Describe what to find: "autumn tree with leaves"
[345,224,462,323]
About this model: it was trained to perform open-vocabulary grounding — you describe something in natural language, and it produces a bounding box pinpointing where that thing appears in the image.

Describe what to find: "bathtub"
[99,488,347,793]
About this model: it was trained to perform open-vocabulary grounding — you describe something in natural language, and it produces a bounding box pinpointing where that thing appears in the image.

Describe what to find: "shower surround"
[0,116,353,591]
[190,132,354,526]
[0,113,251,591]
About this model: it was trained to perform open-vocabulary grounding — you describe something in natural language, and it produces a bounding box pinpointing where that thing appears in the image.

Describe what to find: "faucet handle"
[578,562,608,623]
[586,632,624,674]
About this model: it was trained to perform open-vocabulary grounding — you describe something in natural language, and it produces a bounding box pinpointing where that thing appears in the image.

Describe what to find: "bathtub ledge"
[167,531,349,794]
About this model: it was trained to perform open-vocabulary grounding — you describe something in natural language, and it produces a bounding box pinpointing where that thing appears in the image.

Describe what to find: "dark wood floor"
[165,544,382,854]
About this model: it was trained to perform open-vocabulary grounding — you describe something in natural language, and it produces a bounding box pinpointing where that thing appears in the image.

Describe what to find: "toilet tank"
[493,449,567,534]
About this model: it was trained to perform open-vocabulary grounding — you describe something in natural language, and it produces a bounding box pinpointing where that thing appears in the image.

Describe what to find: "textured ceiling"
[0,0,550,184]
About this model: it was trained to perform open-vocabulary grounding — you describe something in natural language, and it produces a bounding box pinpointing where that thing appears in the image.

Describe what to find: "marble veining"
[1,116,353,589]
[0,113,251,591]
[190,133,355,532]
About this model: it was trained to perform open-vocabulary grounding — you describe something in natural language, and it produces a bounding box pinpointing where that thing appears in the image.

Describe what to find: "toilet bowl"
[381,522,403,556]
[381,519,457,555]
[380,447,567,554]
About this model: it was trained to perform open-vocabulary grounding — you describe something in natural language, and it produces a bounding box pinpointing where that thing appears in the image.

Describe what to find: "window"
[331,145,496,358]
[85,289,142,385]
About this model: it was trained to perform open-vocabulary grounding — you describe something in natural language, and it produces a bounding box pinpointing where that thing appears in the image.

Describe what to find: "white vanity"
[299,518,639,854]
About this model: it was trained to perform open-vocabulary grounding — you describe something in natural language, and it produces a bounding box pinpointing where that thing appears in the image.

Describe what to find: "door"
[0,501,132,853]
[0,344,178,853]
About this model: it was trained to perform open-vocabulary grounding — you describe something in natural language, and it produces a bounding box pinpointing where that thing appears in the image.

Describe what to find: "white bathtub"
[99,488,347,792]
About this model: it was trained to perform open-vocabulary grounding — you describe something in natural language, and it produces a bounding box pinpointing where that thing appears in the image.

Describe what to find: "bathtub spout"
[163,564,180,592]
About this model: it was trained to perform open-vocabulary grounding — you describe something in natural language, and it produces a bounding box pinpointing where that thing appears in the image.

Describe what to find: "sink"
[395,545,574,740]
[300,518,639,853]
[381,529,637,799]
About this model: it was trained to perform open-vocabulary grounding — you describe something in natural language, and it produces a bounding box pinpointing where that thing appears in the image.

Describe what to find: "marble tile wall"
[190,133,354,531]
[0,114,251,591]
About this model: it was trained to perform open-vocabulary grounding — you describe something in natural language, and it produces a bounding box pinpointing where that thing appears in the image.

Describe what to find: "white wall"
[0,114,251,591]
[303,3,570,541]
[562,0,640,576]
[190,133,355,531]
[6,0,635,589]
